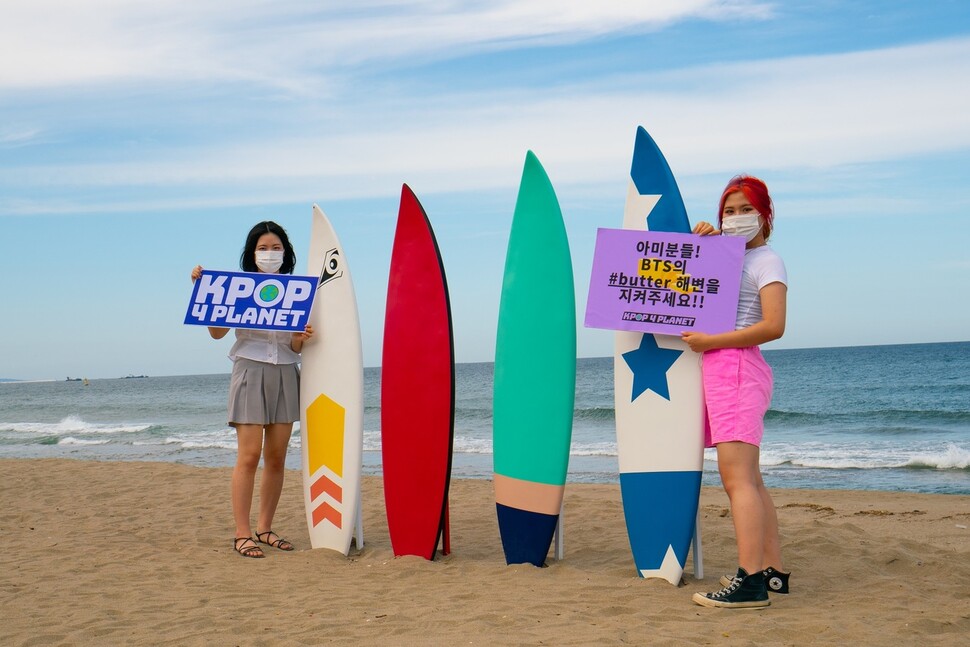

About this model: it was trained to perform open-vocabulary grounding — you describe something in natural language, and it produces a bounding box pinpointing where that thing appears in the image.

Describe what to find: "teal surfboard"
[493,151,576,566]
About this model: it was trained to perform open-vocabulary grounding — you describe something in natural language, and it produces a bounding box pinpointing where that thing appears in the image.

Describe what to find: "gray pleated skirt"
[227,358,301,426]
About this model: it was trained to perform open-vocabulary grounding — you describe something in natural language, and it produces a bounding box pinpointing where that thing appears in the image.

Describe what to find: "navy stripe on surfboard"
[629,126,690,234]
[619,471,702,573]
[496,503,560,566]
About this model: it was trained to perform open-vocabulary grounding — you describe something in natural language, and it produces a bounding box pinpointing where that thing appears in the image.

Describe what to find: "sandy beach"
[1,458,968,646]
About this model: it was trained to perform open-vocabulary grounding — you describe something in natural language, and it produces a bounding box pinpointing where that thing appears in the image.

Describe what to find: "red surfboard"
[381,184,455,559]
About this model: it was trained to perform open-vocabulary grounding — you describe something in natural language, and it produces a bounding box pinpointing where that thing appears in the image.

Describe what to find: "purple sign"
[584,228,744,335]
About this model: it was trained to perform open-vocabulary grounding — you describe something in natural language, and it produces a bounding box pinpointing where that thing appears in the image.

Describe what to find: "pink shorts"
[702,347,773,448]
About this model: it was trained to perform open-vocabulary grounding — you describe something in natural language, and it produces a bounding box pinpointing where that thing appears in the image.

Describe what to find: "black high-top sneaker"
[720,566,790,594]
[718,571,741,589]
[763,567,790,594]
[693,568,770,608]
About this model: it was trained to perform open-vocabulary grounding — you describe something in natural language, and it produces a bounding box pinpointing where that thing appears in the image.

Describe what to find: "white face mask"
[254,250,284,273]
[721,213,763,242]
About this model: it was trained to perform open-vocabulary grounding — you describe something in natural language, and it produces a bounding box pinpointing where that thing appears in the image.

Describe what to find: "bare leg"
[256,422,293,536]
[233,425,264,539]
[716,441,765,574]
[757,472,784,570]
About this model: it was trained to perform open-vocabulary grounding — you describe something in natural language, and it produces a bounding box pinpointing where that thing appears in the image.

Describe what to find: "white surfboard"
[615,127,704,584]
[299,204,364,555]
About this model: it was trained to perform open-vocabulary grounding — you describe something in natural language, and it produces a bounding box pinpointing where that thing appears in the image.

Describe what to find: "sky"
[2,1,969,380]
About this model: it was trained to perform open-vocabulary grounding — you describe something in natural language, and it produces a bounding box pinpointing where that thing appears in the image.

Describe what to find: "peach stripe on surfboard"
[310,472,343,504]
[494,474,564,516]
[312,501,342,529]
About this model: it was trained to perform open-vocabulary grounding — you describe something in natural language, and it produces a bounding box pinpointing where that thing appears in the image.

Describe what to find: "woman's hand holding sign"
[692,221,719,236]
[290,324,315,353]
[190,265,230,339]
[681,331,717,353]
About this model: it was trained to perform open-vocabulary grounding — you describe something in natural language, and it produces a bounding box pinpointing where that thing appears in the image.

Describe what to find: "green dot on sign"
[260,285,279,301]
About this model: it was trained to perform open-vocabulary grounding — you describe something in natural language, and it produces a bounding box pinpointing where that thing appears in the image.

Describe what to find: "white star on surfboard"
[638,545,685,585]
[623,183,661,229]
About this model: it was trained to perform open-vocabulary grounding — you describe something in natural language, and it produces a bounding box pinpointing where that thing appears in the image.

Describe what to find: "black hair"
[240,221,296,274]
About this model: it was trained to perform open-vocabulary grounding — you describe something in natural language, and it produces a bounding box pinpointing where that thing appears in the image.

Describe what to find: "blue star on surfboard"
[622,334,683,401]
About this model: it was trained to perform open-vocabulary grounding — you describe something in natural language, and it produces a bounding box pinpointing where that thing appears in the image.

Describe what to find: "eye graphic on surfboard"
[318,248,343,287]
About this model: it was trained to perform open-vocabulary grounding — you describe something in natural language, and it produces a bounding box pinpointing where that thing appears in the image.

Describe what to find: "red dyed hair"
[718,175,774,240]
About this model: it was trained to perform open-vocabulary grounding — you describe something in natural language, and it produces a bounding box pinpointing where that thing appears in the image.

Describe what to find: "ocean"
[1,342,968,495]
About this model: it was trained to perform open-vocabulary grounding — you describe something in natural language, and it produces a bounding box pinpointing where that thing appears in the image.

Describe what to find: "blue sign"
[185,270,317,332]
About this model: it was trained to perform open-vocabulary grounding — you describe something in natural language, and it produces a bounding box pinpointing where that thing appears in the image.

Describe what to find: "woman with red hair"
[683,175,790,609]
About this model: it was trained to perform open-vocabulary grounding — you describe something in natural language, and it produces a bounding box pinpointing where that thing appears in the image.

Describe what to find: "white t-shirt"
[735,245,787,330]
[228,328,300,365]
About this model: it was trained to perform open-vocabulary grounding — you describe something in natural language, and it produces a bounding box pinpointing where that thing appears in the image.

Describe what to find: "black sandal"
[255,529,294,551]
[234,536,265,558]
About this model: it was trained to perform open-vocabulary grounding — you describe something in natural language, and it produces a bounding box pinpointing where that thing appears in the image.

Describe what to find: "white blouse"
[228,328,300,365]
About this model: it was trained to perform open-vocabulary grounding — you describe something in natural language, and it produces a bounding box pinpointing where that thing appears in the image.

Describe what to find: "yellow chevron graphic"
[307,393,345,478]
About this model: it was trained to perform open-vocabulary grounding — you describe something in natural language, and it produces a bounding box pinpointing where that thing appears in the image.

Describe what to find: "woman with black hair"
[191,221,314,558]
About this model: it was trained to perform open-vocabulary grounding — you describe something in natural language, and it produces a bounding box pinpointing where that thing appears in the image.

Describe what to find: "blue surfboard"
[613,126,704,584]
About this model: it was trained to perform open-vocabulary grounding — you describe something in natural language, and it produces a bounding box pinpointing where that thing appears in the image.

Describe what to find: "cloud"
[306,0,774,67]
[0,127,43,148]
[0,1,772,89]
[3,35,968,218]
